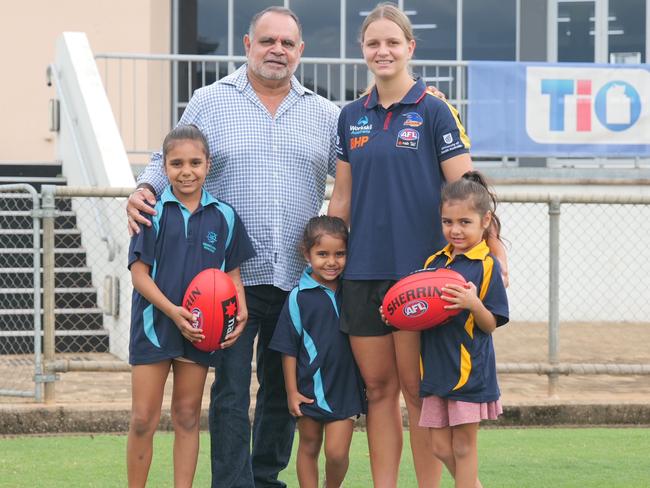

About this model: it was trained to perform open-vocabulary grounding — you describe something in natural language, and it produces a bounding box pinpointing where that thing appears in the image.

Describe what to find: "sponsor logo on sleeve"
[439,131,464,155]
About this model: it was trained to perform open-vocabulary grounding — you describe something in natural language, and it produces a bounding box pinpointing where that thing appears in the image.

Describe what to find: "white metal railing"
[94,53,468,159]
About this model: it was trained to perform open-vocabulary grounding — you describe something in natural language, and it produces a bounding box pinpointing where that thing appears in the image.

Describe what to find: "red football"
[382,268,467,331]
[183,268,238,352]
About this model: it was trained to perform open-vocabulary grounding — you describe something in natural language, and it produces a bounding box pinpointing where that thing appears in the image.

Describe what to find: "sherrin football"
[183,268,238,352]
[382,268,468,331]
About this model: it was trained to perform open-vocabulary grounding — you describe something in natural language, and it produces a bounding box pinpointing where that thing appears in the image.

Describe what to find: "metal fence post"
[41,185,57,403]
[30,187,43,402]
[548,198,561,397]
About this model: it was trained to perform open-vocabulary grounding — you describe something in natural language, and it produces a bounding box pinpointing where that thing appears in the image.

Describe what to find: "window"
[291,0,340,57]
[234,0,282,55]
[463,0,516,60]
[196,0,228,55]
[346,0,378,58]
[608,0,646,63]
[557,1,595,62]
[405,0,457,60]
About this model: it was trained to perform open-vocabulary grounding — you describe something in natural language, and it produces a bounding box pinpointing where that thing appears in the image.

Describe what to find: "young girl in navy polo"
[126,125,254,487]
[269,216,365,488]
[419,171,509,488]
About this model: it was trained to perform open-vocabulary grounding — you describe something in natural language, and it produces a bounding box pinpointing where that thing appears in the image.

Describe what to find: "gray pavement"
[2,322,650,434]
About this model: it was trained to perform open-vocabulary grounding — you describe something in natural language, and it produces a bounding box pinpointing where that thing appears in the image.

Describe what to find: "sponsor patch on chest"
[396,128,419,149]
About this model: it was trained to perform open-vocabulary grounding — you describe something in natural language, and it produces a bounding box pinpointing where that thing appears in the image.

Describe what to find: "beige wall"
[0,0,171,162]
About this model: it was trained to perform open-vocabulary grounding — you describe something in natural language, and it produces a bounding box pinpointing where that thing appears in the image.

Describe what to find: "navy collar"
[364,78,427,110]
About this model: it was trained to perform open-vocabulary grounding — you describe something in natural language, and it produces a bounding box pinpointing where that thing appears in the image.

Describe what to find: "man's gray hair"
[248,6,303,40]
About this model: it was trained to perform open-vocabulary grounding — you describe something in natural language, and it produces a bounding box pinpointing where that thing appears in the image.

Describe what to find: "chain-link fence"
[2,186,650,402]
[0,185,44,401]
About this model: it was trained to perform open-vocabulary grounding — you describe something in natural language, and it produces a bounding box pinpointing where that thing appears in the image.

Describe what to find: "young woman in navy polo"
[126,125,254,487]
[419,171,509,487]
[270,216,365,488]
[327,4,504,486]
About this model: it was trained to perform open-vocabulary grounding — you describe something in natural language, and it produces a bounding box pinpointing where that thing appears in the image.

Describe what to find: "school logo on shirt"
[396,128,419,149]
[350,115,372,135]
[203,231,217,253]
[402,112,424,127]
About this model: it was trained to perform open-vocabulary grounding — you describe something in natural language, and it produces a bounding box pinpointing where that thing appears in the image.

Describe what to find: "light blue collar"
[160,185,219,210]
[298,267,327,290]
[298,267,339,316]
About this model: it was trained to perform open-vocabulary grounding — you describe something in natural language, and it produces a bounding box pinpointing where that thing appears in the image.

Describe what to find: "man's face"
[244,12,304,83]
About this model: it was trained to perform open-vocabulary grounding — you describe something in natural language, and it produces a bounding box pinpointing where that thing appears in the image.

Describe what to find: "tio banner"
[467,61,650,157]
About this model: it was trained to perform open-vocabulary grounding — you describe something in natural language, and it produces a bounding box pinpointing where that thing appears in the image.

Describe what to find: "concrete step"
[0,288,99,309]
[0,267,93,288]
[0,229,82,249]
[0,308,104,331]
[0,307,109,354]
[0,248,87,268]
[0,333,109,354]
[0,193,72,212]
[0,161,62,178]
[0,209,77,229]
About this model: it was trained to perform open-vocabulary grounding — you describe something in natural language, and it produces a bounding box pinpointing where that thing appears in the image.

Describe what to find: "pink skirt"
[419,395,503,428]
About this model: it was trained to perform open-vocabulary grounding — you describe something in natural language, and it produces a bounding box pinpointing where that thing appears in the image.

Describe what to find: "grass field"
[1,428,649,487]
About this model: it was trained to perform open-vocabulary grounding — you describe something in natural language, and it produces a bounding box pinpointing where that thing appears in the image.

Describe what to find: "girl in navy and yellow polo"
[126,125,254,487]
[270,216,365,488]
[419,171,509,486]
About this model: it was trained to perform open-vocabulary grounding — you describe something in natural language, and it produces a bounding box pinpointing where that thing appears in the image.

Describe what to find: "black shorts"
[340,279,398,336]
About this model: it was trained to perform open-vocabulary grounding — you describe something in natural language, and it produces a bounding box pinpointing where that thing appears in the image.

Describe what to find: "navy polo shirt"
[335,78,471,280]
[128,186,255,366]
[419,241,509,403]
[269,269,366,422]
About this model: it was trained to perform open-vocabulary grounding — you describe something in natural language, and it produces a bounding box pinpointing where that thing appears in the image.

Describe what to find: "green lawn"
[1,428,649,487]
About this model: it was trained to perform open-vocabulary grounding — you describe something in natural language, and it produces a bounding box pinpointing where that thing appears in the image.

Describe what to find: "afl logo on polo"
[403,300,428,318]
[396,128,419,149]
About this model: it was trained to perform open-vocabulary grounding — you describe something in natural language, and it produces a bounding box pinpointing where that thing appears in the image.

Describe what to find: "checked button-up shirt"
[138,64,339,291]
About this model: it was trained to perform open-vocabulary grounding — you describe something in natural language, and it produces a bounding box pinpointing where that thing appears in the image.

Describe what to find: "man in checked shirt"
[126,7,339,488]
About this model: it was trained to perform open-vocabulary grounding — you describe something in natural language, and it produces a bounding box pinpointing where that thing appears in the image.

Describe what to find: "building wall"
[0,0,171,162]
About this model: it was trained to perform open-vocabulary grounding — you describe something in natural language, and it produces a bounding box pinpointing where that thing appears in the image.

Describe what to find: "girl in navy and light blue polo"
[269,216,365,488]
[419,171,509,486]
[126,125,254,487]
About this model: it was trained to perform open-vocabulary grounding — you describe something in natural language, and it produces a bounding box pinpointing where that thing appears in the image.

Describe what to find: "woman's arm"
[327,160,353,226]
[440,153,473,183]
